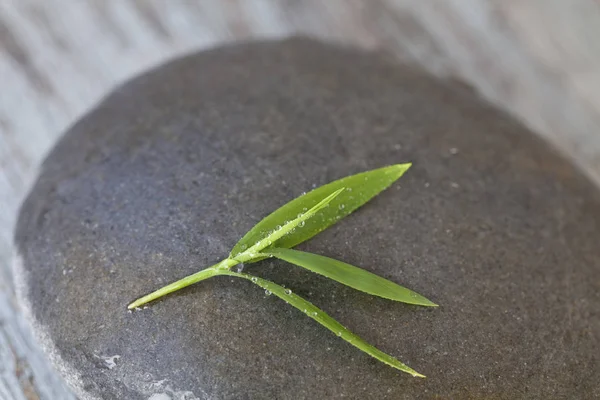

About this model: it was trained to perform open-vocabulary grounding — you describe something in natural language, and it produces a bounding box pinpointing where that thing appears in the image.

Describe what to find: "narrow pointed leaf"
[230,164,411,259]
[234,188,345,263]
[219,270,424,377]
[264,248,437,307]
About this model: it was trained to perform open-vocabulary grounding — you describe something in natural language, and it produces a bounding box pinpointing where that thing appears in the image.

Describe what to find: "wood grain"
[2,1,600,398]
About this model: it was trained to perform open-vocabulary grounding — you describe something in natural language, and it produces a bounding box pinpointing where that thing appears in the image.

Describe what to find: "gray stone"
[14,38,600,399]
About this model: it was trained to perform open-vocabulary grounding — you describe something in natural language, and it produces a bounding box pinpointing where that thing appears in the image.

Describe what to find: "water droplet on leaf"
[285,289,292,295]
[265,290,272,296]
[251,277,258,283]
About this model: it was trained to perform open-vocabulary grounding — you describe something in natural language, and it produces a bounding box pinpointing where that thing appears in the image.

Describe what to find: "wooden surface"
[2,1,600,399]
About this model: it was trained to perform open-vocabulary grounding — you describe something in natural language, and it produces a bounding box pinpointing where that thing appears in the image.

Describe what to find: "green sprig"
[127,163,436,377]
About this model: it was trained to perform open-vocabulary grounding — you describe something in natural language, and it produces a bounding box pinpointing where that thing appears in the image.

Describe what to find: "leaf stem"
[127,258,238,309]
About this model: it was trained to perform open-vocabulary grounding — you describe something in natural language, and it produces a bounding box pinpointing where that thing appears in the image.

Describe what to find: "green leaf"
[220,269,425,377]
[264,248,437,307]
[230,164,411,259]
[233,188,345,264]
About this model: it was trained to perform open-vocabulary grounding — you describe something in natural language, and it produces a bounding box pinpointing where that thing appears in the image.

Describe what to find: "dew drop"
[251,277,258,283]
[265,290,272,296]
[285,289,292,295]
[240,244,247,250]
[276,225,282,231]
[347,188,352,192]
[312,311,318,317]
[298,221,305,227]
[236,263,245,273]
[337,331,342,337]
[338,204,345,210]
[302,207,308,211]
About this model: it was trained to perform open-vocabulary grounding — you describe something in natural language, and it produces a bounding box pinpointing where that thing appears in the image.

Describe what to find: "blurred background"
[1,1,600,398]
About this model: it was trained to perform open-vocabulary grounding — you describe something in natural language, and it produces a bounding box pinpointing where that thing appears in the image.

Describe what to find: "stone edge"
[12,246,99,400]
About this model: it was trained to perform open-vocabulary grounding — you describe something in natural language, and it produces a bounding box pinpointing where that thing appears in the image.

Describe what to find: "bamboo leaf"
[264,248,437,307]
[230,164,411,259]
[126,162,440,376]
[220,269,425,377]
[233,188,345,263]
